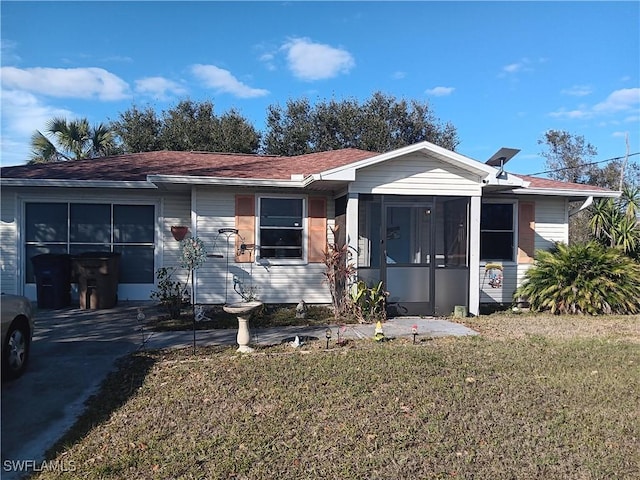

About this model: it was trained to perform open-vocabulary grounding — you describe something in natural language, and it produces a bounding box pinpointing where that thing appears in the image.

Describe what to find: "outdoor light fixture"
[325,328,332,349]
[412,324,418,344]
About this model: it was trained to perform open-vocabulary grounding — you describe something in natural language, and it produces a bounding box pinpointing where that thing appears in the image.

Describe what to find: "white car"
[1,294,35,380]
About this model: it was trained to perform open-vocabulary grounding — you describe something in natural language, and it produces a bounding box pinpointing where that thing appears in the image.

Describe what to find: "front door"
[382,203,433,315]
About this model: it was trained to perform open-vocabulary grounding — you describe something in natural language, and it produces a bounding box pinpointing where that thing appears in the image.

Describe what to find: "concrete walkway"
[1,302,476,479]
[143,315,478,350]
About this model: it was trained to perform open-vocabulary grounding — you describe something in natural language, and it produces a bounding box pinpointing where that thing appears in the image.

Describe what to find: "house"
[0,141,619,316]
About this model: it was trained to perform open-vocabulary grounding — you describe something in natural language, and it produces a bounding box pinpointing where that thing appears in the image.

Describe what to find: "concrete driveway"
[1,302,146,479]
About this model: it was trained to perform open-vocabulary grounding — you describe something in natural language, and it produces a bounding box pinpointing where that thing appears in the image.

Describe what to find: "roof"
[0,146,620,198]
[513,174,619,198]
[0,149,378,182]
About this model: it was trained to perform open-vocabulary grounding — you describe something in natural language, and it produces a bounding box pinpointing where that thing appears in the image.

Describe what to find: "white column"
[468,195,481,316]
[345,192,359,272]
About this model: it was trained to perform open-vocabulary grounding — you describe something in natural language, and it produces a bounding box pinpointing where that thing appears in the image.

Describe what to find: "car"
[1,294,35,380]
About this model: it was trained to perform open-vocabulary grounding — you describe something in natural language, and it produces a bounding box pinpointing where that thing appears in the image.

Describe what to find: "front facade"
[0,142,618,316]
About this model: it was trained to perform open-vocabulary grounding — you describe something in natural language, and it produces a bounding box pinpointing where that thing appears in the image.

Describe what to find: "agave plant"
[515,242,640,315]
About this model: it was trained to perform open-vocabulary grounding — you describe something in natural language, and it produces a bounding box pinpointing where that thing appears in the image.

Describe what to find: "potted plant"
[171,226,189,241]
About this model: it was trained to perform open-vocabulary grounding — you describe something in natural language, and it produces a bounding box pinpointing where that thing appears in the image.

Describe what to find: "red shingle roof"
[0,149,378,182]
[517,175,612,192]
[0,149,616,194]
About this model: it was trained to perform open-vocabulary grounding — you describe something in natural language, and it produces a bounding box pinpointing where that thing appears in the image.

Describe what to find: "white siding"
[480,196,569,304]
[532,197,568,249]
[1,190,19,294]
[159,192,193,288]
[350,152,483,196]
[193,188,334,305]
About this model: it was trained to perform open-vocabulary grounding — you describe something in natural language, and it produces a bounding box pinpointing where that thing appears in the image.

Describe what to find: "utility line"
[525,152,640,176]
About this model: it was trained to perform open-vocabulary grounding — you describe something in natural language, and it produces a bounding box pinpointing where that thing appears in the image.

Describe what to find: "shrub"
[515,242,640,315]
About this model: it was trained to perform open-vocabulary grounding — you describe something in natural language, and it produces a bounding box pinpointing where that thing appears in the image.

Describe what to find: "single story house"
[0,141,618,316]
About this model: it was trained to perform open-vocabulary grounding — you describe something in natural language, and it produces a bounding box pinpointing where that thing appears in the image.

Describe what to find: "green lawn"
[35,315,639,479]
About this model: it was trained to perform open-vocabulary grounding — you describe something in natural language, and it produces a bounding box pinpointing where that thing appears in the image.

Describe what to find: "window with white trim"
[480,202,514,261]
[258,197,305,260]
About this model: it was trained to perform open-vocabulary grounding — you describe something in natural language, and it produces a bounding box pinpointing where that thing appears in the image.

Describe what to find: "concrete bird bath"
[223,301,263,353]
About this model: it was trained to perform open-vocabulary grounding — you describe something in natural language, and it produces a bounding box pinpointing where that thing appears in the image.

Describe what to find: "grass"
[33,314,639,480]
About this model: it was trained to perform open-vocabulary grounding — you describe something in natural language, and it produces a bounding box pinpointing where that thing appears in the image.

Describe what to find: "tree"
[111,105,162,153]
[263,98,315,156]
[113,100,261,154]
[263,92,459,155]
[538,130,640,245]
[538,130,598,184]
[29,117,118,164]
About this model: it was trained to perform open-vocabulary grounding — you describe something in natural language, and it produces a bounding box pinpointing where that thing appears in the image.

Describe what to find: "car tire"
[2,319,30,381]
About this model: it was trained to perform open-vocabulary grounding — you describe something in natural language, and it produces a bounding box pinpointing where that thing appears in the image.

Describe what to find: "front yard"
[35,314,639,479]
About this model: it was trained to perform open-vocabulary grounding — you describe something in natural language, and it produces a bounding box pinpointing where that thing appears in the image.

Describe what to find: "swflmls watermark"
[3,459,76,473]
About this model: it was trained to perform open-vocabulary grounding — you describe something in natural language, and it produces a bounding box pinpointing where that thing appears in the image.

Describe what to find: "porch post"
[345,192,359,272]
[468,195,481,316]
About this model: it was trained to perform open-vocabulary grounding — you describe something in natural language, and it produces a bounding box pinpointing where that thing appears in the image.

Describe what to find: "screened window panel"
[25,203,67,243]
[24,202,155,284]
[70,204,111,243]
[114,205,154,243]
[114,245,155,283]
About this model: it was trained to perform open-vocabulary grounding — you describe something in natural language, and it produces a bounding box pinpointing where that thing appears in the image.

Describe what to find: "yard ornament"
[374,321,385,342]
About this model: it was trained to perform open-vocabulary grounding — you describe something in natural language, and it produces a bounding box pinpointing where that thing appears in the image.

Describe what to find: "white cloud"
[612,131,629,138]
[561,85,593,97]
[0,66,130,101]
[593,88,640,114]
[259,53,277,71]
[498,57,546,78]
[502,62,524,74]
[0,88,74,166]
[135,77,187,101]
[191,64,269,98]
[425,86,455,97]
[1,39,21,64]
[548,88,640,121]
[548,107,592,120]
[392,71,406,80]
[282,37,355,81]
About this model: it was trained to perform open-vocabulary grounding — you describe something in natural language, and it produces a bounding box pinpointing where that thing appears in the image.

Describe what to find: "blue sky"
[1,1,639,176]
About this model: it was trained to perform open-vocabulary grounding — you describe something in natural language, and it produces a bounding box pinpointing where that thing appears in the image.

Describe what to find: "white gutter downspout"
[569,196,593,217]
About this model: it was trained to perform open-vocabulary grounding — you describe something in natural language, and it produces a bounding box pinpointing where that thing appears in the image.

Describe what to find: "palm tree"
[29,117,117,164]
[589,187,640,256]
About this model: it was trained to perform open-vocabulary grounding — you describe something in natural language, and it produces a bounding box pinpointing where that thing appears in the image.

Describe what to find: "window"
[258,197,304,260]
[480,203,514,261]
[25,203,155,283]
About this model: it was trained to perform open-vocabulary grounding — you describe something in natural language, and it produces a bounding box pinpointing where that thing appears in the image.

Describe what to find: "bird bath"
[223,301,263,353]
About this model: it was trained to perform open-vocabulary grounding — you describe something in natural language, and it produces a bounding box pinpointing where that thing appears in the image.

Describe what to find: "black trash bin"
[31,254,72,309]
[72,252,121,309]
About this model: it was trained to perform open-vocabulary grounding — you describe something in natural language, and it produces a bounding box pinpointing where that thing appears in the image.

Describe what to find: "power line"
[525,152,640,176]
